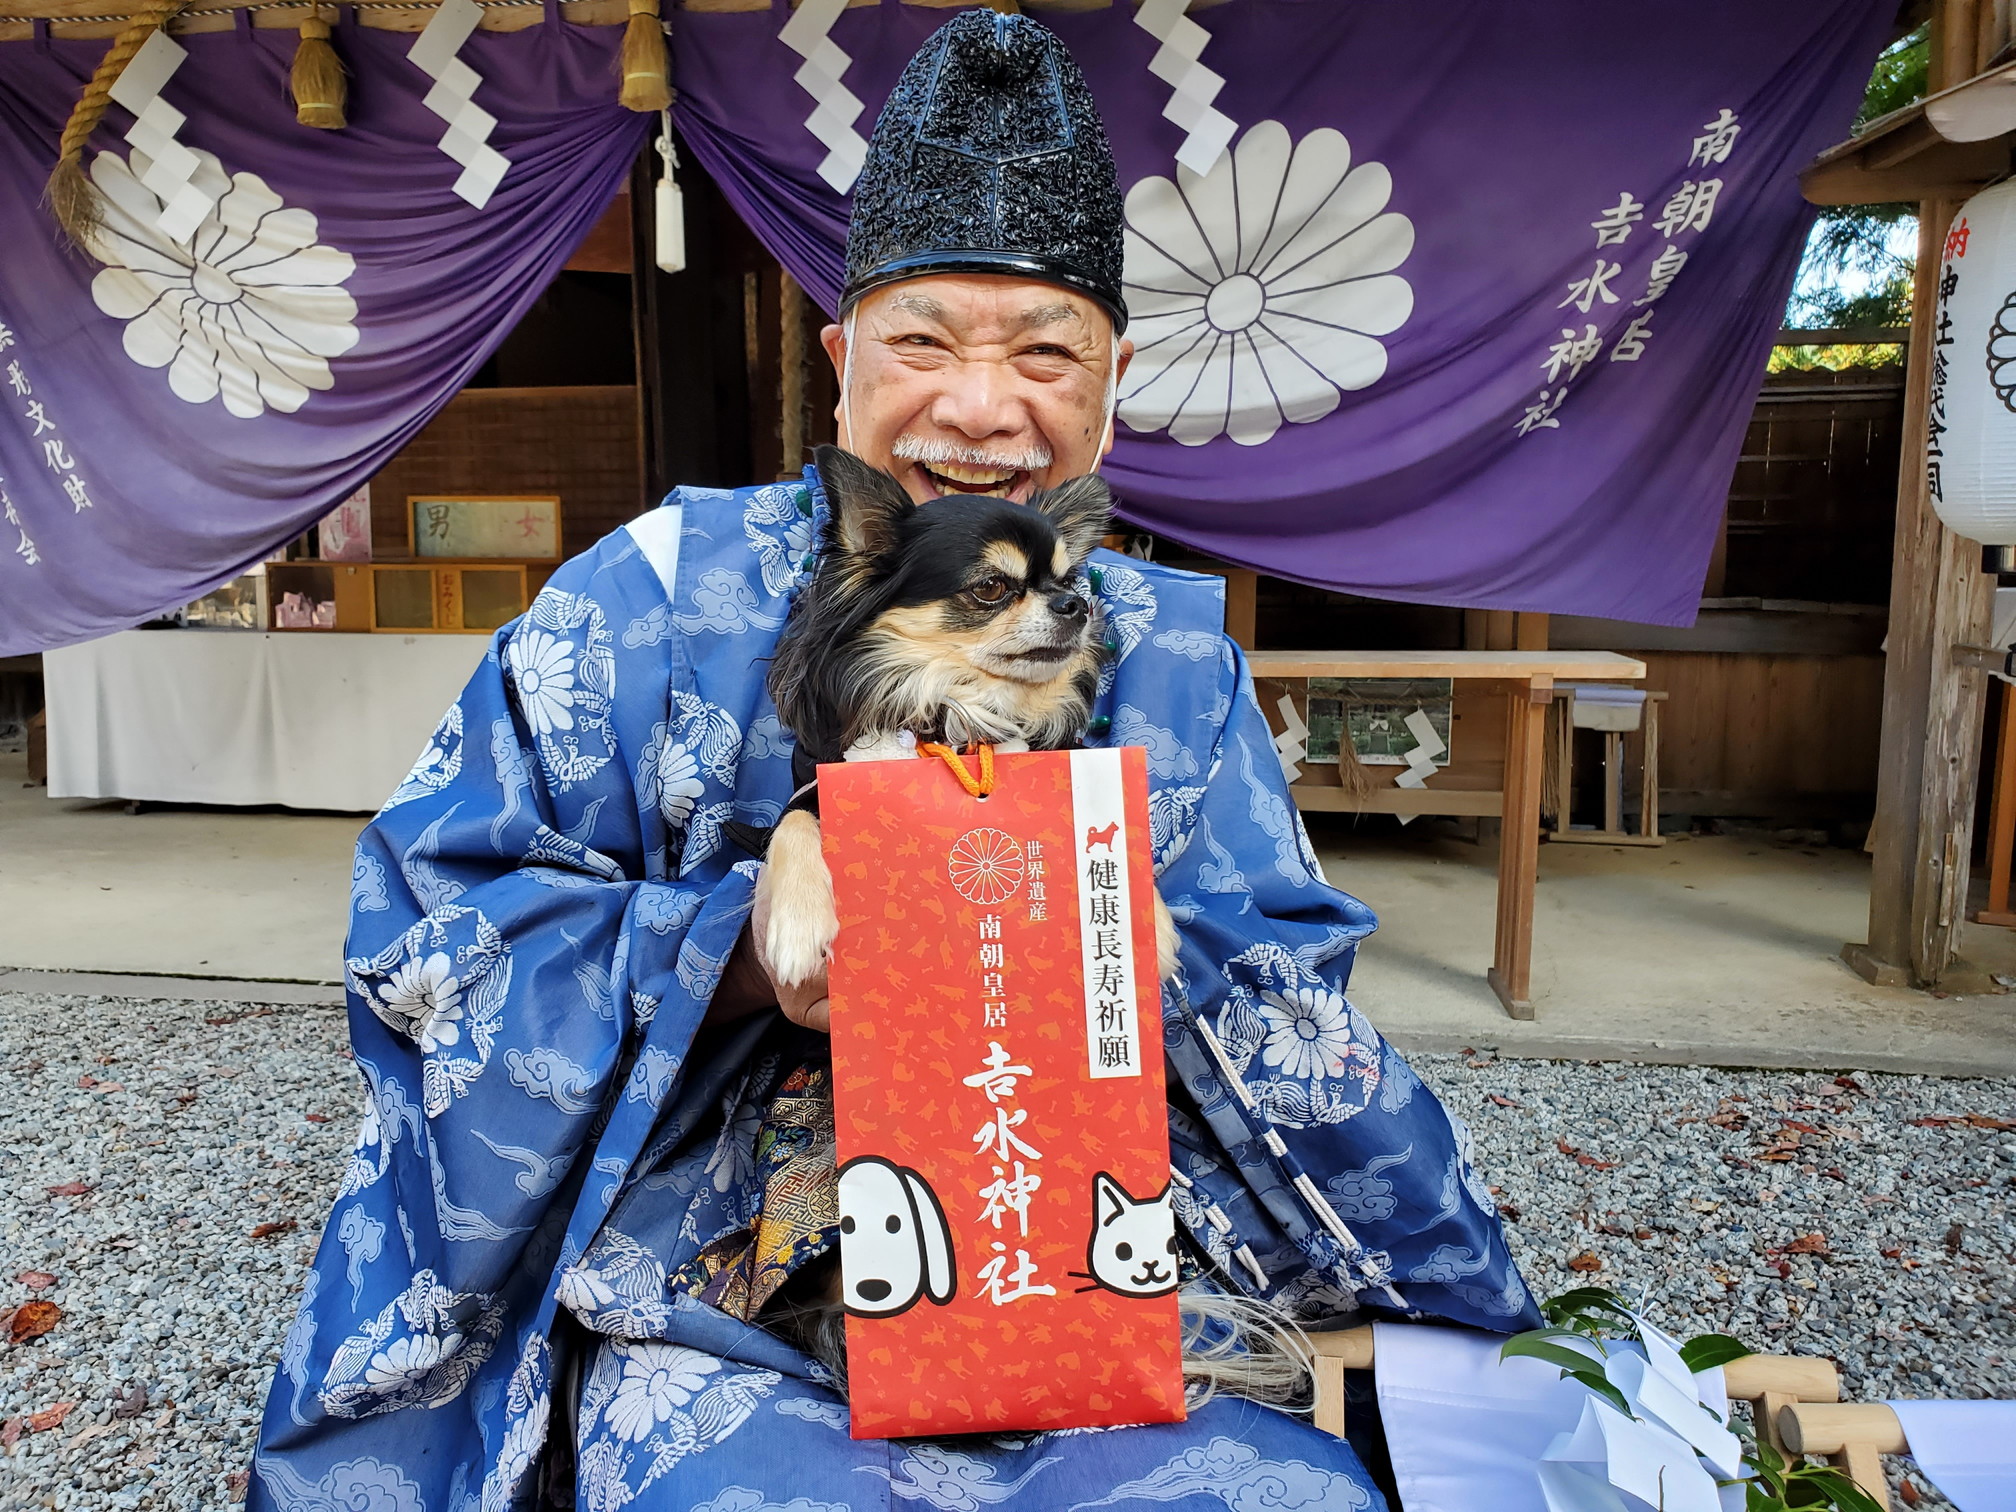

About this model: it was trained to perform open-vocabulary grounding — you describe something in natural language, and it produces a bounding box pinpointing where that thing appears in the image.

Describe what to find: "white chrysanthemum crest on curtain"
[1119,121,1414,447]
[87,148,358,420]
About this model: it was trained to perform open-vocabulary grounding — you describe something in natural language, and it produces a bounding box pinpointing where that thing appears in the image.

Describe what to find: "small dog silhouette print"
[837,1155,957,1318]
[1082,1172,1178,1297]
[1084,821,1119,852]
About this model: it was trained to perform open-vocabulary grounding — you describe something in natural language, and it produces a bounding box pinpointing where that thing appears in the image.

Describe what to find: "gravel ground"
[1,990,2012,1509]
[0,992,350,1511]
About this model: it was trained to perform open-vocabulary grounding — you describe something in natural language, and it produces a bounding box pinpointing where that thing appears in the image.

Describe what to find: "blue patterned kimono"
[251,467,1536,1512]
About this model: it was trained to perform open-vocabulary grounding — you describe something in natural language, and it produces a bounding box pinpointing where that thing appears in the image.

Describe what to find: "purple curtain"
[0,12,647,655]
[0,1,1892,654]
[673,0,1893,626]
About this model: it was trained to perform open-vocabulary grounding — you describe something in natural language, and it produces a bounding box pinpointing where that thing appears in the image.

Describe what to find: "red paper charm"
[822,745,1185,1439]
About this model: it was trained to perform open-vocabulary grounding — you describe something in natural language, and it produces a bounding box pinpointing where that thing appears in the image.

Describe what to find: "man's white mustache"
[891,434,1052,472]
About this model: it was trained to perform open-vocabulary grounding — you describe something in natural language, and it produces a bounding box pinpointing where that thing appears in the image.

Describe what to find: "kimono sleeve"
[272,547,702,1438]
[1156,642,1540,1332]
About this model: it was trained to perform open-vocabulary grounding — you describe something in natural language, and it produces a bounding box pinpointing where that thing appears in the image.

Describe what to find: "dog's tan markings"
[981,541,1030,582]
[1051,540,1070,578]
[876,603,956,642]
[759,810,839,988]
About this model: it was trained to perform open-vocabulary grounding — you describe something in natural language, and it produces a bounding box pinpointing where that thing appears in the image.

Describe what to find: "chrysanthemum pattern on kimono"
[252,464,1533,1512]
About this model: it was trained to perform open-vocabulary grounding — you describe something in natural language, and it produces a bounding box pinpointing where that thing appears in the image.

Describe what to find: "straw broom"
[290,7,347,129]
[619,0,672,112]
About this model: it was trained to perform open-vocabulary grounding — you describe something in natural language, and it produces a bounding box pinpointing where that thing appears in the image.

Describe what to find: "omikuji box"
[821,745,1185,1439]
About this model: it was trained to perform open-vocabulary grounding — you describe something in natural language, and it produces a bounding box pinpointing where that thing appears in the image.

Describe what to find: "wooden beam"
[0,0,628,35]
[1848,195,1996,988]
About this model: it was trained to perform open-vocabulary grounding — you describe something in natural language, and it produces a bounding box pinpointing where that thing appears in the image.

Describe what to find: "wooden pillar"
[1845,197,1996,988]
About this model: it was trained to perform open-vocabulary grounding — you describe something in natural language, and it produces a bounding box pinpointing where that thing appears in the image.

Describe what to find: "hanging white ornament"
[407,0,511,210]
[779,0,868,194]
[1134,0,1237,178]
[654,109,685,275]
[105,28,215,242]
[1929,180,2016,543]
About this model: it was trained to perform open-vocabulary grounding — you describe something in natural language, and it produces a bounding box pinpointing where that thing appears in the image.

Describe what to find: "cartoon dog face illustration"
[1084,1172,1178,1297]
[836,1155,957,1318]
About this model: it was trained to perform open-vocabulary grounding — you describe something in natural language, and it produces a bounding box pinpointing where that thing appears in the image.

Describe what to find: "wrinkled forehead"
[853,274,1114,347]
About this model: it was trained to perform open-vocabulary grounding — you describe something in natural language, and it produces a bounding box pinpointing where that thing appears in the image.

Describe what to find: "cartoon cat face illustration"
[836,1155,957,1318]
[1084,1171,1178,1297]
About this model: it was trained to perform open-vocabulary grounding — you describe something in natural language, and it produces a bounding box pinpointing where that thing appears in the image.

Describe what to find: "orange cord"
[919,741,997,798]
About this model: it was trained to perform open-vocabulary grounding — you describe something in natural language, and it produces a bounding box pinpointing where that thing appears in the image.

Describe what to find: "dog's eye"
[967,576,1014,606]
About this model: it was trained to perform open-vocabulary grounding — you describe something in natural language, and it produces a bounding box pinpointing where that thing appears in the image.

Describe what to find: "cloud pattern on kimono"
[503,1046,596,1114]
[1069,1436,1369,1511]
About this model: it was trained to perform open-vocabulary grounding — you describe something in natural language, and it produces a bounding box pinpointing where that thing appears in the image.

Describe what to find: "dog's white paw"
[1153,889,1181,982]
[760,810,839,989]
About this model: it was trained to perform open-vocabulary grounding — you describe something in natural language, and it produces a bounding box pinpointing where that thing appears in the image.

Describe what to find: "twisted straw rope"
[54,0,189,165]
[45,0,190,248]
[29,0,545,23]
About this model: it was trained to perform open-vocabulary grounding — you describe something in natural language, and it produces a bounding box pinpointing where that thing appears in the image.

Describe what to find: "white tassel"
[654,110,686,275]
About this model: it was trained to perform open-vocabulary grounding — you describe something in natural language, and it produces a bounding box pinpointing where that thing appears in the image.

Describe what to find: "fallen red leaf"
[8,1299,62,1343]
[0,1416,17,1449]
[1554,1139,1617,1170]
[304,1112,331,1124]
[1567,1251,1603,1273]
[94,1082,125,1094]
[44,1181,94,1198]
[1834,1076,1864,1092]
[1497,1203,1522,1220]
[1773,1260,1792,1279]
[1487,1094,1520,1108]
[1881,1247,1903,1258]
[1900,1477,1922,1506]
[24,1401,74,1433]
[15,1271,55,1290]
[74,1074,96,1088]
[226,1469,251,1502]
[1780,1119,1820,1135]
[1964,1113,2016,1131]
[1784,1233,1829,1255]
[248,1219,297,1240]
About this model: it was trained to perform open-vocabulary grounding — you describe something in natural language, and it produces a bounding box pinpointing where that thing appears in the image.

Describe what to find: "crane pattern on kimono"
[253,466,1532,1512]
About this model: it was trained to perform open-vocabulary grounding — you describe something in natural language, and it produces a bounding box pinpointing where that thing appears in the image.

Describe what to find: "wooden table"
[1248,651,1647,1019]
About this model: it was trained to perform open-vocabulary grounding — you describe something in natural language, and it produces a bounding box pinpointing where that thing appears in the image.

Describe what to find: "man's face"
[820,274,1132,505]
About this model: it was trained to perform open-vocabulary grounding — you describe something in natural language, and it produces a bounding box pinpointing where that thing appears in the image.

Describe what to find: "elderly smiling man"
[252,14,1532,1511]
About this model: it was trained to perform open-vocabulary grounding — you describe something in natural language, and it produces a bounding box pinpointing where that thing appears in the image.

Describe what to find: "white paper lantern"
[1930,180,2016,543]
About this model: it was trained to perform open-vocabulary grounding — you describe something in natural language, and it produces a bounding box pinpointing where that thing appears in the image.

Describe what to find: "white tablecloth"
[44,630,490,811]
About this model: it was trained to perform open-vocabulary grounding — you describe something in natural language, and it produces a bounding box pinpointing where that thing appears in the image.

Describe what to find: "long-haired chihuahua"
[755,444,1179,989]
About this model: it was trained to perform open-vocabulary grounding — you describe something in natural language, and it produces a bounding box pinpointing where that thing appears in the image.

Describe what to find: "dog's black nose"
[856,1278,892,1302]
[1049,592,1087,618]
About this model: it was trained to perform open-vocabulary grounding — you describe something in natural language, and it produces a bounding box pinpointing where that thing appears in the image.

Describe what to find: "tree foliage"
[1783,25,1927,340]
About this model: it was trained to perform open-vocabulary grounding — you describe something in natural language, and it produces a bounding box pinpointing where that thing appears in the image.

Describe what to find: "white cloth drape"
[1372,1323,1730,1512]
[44,630,488,811]
[1890,1400,2016,1512]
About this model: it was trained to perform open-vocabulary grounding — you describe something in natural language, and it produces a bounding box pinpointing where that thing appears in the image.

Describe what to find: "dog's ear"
[1033,474,1112,569]
[815,444,914,560]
